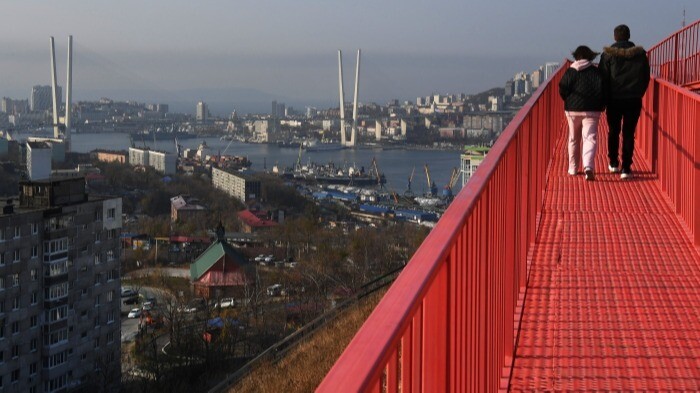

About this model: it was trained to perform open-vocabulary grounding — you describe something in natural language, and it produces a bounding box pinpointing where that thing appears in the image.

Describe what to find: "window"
[32,292,38,304]
[94,316,100,328]
[31,223,38,234]
[32,245,38,258]
[94,210,102,221]
[12,297,19,310]
[30,362,37,375]
[31,315,37,327]
[43,351,67,368]
[31,338,37,351]
[93,337,100,349]
[45,306,68,323]
[106,250,115,261]
[81,331,87,339]
[94,273,102,286]
[107,331,114,343]
[107,311,114,324]
[0,320,4,338]
[0,229,4,241]
[94,295,100,307]
[46,283,68,301]
[10,368,18,383]
[13,226,19,239]
[11,321,18,335]
[107,208,116,220]
[0,301,4,313]
[44,375,67,392]
[43,328,67,346]
[94,253,101,265]
[31,269,37,281]
[11,345,18,359]
[0,278,4,290]
[12,250,19,263]
[10,274,18,287]
[81,353,87,360]
[94,232,100,243]
[0,253,4,265]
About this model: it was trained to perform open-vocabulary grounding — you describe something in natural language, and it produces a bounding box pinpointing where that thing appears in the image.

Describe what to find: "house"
[190,223,252,299]
[237,209,278,233]
[170,195,208,223]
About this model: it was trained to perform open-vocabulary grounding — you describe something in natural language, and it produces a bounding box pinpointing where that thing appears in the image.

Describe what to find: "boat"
[303,139,345,152]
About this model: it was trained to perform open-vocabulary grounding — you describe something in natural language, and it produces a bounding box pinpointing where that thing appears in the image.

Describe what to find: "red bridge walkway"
[318,21,700,392]
[510,123,700,391]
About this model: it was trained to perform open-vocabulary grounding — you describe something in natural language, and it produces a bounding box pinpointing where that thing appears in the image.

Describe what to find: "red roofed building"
[237,209,278,233]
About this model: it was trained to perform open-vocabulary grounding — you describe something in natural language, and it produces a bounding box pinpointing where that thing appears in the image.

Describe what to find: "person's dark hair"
[614,24,631,41]
[572,45,599,61]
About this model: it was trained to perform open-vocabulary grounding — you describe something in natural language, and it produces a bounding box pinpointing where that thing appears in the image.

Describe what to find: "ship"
[303,139,345,152]
[289,159,386,187]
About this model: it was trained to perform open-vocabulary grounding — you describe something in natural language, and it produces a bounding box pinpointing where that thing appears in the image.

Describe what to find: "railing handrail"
[647,18,700,89]
[318,62,569,391]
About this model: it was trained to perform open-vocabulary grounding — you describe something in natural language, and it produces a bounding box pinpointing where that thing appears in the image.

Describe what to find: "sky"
[1,1,698,114]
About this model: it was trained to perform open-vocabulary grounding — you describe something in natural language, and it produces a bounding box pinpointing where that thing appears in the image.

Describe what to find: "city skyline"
[0,1,697,114]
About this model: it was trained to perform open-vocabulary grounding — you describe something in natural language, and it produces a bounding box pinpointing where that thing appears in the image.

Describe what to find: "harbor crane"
[404,167,415,196]
[424,164,438,197]
[371,157,383,188]
[443,167,460,200]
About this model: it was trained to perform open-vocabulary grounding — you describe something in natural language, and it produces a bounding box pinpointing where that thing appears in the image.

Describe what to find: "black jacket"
[599,41,650,101]
[559,64,606,111]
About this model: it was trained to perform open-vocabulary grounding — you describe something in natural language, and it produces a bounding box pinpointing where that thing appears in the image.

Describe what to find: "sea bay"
[69,133,464,195]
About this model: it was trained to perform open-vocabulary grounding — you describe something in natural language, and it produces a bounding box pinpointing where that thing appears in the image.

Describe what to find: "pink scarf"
[571,59,591,71]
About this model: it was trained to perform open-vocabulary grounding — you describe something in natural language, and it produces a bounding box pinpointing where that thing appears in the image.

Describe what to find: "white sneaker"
[620,171,633,180]
[568,169,577,176]
[608,164,621,173]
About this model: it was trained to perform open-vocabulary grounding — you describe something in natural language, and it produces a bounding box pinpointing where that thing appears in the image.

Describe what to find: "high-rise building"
[31,85,61,112]
[211,168,261,203]
[271,101,277,118]
[0,178,122,392]
[196,101,207,123]
[544,62,560,81]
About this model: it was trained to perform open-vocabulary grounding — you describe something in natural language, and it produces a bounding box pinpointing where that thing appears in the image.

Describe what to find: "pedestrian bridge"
[318,20,700,392]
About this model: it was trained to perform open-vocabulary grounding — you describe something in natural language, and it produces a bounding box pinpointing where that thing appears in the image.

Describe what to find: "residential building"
[26,141,52,181]
[128,147,175,174]
[211,168,261,203]
[128,147,149,167]
[0,178,122,392]
[460,148,490,186]
[196,101,207,123]
[93,150,127,164]
[170,195,207,223]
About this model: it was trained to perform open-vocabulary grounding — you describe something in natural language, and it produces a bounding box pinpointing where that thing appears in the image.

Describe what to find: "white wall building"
[26,141,52,180]
[148,150,177,174]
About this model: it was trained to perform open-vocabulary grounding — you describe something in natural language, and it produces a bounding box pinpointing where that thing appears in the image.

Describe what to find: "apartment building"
[0,178,122,392]
[211,168,261,203]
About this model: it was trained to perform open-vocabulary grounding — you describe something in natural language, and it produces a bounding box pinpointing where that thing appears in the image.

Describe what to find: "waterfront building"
[128,147,175,174]
[93,150,127,164]
[460,147,490,186]
[0,178,122,392]
[26,141,52,181]
[27,137,66,163]
[211,168,261,203]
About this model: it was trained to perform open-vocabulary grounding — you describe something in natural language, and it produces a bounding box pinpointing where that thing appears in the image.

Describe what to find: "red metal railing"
[637,76,700,247]
[317,66,567,392]
[648,19,700,90]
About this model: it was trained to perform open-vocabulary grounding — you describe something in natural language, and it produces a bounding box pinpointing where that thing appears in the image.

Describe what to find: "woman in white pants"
[558,45,606,181]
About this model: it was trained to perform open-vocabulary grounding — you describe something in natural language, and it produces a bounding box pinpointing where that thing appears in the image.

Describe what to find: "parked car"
[267,284,282,296]
[123,297,139,305]
[121,288,137,298]
[264,256,274,263]
[254,254,266,262]
[216,297,235,309]
[128,308,142,318]
[142,301,154,311]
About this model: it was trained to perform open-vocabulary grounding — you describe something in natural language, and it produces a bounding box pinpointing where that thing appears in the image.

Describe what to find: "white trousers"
[566,112,600,173]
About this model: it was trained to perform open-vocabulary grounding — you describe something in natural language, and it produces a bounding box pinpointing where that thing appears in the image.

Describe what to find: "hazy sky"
[1,1,697,114]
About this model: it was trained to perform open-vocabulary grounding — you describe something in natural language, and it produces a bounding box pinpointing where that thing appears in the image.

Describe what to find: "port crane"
[295,144,303,171]
[371,157,384,189]
[443,167,460,200]
[404,167,415,196]
[424,164,438,197]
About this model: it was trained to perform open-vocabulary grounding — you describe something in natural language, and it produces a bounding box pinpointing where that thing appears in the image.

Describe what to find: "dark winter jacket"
[559,61,606,112]
[599,41,650,101]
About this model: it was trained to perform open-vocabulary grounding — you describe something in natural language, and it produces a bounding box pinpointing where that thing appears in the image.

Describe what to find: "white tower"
[49,36,73,151]
[350,49,361,147]
[338,50,346,146]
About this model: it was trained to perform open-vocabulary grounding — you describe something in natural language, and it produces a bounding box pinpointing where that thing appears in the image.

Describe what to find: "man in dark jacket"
[599,24,650,179]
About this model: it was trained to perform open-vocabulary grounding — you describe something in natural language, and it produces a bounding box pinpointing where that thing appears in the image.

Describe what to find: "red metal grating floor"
[509,122,700,391]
